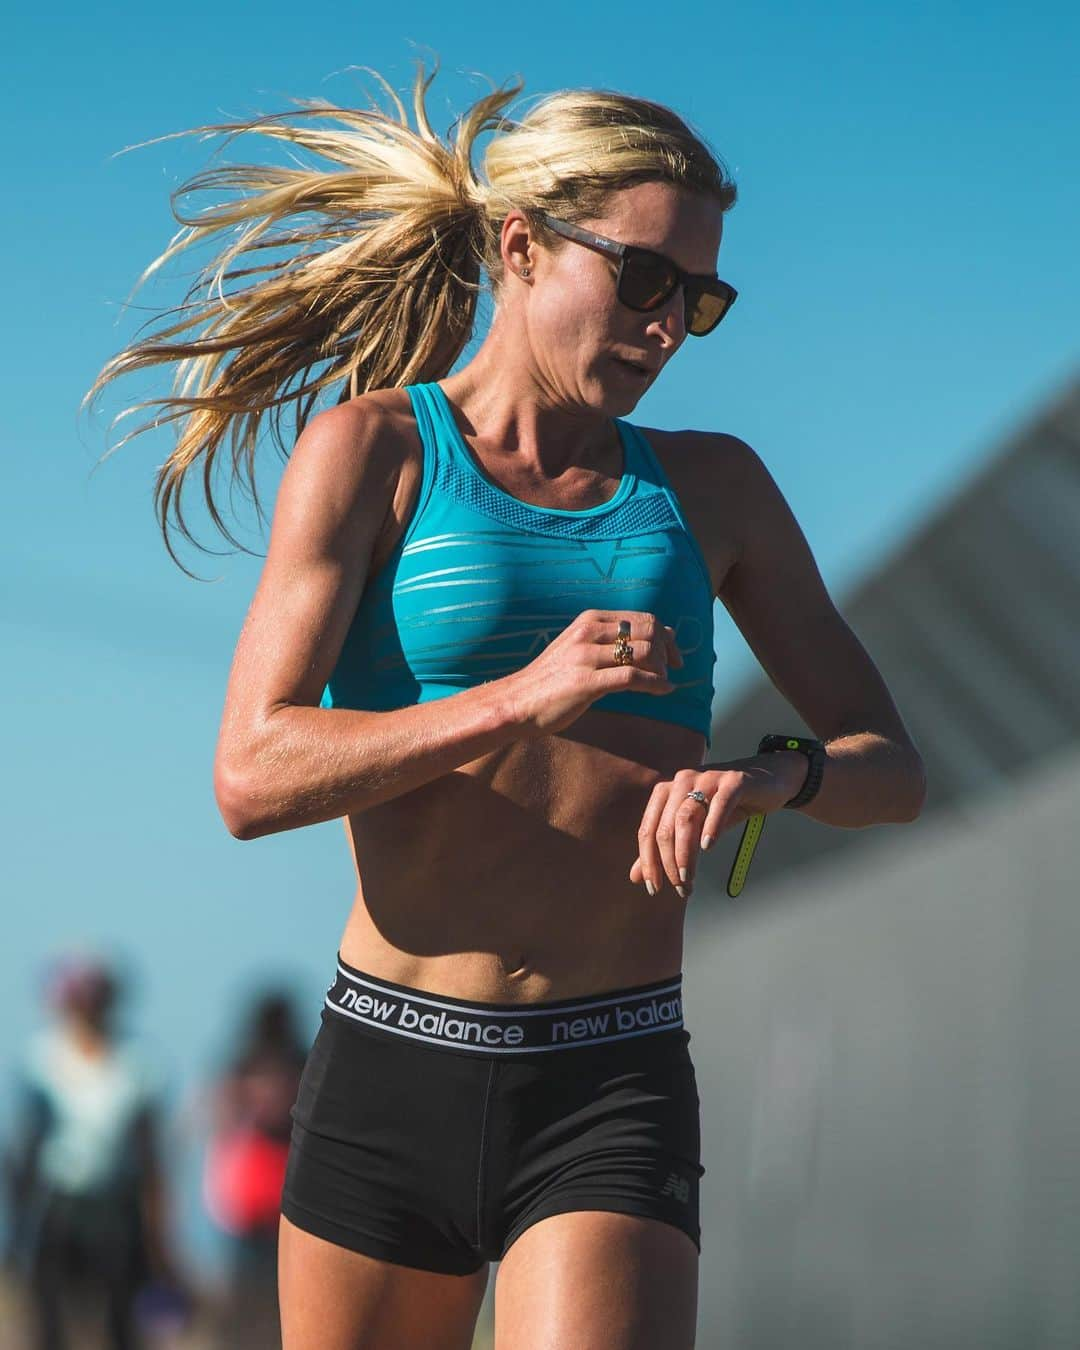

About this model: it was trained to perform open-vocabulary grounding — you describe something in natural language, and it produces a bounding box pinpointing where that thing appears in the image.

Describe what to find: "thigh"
[278,1213,490,1350]
[493,1210,698,1350]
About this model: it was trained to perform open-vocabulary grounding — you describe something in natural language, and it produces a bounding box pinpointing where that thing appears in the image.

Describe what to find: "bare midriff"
[337,709,708,1004]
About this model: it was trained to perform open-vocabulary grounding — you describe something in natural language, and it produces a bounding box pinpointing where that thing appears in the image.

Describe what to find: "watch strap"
[727,734,826,899]
[757,734,826,809]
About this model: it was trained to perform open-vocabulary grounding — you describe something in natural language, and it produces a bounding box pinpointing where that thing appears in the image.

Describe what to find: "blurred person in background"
[1,953,192,1349]
[200,988,306,1347]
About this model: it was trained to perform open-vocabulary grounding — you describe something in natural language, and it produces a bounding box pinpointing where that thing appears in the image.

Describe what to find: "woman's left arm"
[631,434,926,898]
[714,434,926,824]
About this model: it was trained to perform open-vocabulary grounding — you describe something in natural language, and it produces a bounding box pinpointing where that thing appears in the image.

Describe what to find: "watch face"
[760,734,824,755]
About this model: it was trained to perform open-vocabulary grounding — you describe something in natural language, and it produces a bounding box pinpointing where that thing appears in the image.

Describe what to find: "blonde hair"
[82,62,737,572]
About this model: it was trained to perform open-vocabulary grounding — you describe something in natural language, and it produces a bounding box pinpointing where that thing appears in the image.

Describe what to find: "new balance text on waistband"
[325,967,684,1054]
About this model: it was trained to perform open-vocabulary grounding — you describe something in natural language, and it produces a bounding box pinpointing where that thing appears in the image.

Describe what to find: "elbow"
[213,756,266,841]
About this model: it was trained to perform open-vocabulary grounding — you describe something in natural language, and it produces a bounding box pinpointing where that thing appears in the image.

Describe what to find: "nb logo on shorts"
[661,1172,690,1204]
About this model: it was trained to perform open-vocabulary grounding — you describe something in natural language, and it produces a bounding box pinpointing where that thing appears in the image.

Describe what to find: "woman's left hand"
[628,755,806,899]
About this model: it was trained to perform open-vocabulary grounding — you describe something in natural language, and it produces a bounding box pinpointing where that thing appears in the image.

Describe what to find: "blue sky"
[3,1,1077,1272]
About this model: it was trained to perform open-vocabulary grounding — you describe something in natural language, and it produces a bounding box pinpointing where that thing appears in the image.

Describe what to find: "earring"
[520,266,531,277]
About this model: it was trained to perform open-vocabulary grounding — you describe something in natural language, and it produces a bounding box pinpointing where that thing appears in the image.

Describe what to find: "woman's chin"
[588,375,646,416]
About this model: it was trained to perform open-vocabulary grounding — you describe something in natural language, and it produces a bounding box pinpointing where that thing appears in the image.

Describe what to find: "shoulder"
[279,388,424,533]
[634,424,754,479]
[634,424,763,519]
[299,387,421,475]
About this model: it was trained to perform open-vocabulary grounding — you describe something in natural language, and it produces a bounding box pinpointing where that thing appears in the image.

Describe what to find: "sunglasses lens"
[618,253,678,311]
[614,242,737,335]
[686,284,735,336]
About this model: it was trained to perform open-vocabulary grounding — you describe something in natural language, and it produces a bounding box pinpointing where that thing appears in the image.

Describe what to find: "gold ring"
[613,619,634,666]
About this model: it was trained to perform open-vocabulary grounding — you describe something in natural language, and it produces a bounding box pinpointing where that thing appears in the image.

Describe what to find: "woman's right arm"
[212,399,528,840]
[213,399,682,841]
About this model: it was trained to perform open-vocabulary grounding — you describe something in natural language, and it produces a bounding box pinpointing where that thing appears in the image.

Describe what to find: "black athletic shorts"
[280,953,705,1275]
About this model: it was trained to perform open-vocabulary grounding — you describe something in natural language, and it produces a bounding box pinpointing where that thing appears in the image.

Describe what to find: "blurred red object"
[202,1126,290,1235]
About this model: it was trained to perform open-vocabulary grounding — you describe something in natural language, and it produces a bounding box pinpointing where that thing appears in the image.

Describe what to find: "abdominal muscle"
[337,707,707,1004]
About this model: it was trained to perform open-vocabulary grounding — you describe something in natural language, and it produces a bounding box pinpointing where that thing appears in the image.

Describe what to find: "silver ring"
[685,790,709,806]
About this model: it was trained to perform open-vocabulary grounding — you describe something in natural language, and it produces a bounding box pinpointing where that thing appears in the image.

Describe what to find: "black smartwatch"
[757,734,826,809]
[726,734,828,898]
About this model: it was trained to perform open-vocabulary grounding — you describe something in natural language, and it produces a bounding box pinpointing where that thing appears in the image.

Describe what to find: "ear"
[499,209,535,279]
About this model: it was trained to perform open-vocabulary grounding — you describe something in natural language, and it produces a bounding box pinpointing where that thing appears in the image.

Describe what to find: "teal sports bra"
[320,381,717,746]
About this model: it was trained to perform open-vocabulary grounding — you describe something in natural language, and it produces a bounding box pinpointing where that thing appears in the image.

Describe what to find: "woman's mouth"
[612,356,652,380]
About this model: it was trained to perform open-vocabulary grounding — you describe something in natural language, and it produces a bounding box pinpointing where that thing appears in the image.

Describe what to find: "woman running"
[85,63,926,1349]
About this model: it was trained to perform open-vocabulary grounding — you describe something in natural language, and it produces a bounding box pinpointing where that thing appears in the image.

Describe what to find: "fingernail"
[676,885,687,899]
[701,834,713,851]
[679,867,687,883]
[645,880,656,896]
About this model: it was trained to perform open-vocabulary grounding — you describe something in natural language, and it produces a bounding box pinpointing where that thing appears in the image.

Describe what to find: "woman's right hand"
[500,610,685,738]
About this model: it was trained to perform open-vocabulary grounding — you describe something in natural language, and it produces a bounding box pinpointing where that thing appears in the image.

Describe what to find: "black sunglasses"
[538,213,737,336]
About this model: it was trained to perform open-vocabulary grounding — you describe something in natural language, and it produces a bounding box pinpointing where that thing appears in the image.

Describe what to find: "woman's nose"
[646,286,687,348]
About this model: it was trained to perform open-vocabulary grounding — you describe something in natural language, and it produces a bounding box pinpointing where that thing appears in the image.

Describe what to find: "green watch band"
[725,734,826,898]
